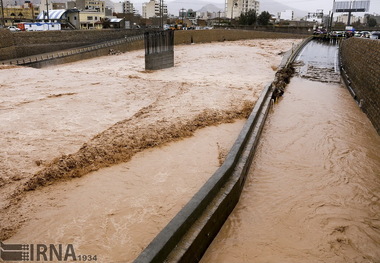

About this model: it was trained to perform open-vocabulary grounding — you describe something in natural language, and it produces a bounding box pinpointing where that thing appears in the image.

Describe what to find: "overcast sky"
[202,0,379,13]
[284,0,379,13]
[130,0,380,14]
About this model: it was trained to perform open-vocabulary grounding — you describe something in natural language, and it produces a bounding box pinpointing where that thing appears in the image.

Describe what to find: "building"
[336,13,360,24]
[306,9,323,24]
[79,10,105,29]
[70,0,106,29]
[226,0,260,19]
[114,1,135,14]
[1,2,39,27]
[37,9,80,29]
[75,0,105,13]
[278,9,294,21]
[40,0,53,13]
[52,3,67,10]
[142,0,167,19]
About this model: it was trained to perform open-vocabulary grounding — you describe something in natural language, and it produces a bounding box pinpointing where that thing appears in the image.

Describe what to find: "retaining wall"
[0,29,17,60]
[174,29,305,45]
[0,29,306,62]
[0,29,141,60]
[22,39,143,68]
[340,38,380,134]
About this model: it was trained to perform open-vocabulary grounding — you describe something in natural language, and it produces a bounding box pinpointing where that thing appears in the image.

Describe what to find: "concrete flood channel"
[4,39,379,262]
[201,41,380,262]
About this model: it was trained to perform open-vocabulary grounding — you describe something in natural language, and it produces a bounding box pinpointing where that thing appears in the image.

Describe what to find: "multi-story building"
[73,0,106,29]
[142,0,167,19]
[52,3,67,10]
[226,0,260,19]
[76,0,105,13]
[306,9,324,24]
[114,1,135,14]
[2,2,39,26]
[336,13,360,24]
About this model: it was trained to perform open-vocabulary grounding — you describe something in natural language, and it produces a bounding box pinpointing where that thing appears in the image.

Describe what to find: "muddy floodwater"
[0,39,299,243]
[201,41,380,262]
[6,120,245,262]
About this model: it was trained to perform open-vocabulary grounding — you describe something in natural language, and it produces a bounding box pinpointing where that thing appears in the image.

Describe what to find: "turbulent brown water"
[201,41,380,263]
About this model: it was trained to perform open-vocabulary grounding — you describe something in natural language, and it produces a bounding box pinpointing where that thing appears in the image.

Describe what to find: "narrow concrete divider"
[134,83,273,263]
[134,38,312,263]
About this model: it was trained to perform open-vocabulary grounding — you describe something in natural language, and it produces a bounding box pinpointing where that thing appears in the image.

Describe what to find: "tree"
[368,17,377,27]
[238,13,247,25]
[257,11,271,26]
[239,9,256,25]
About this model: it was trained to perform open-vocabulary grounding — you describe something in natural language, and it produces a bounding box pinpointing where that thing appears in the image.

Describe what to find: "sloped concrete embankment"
[0,29,142,60]
[133,37,312,263]
[340,38,380,134]
[0,35,144,68]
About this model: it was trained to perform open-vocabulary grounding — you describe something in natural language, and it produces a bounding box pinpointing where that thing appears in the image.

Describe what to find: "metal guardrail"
[0,34,144,66]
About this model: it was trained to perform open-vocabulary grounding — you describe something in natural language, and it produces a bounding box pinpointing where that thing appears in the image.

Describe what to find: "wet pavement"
[294,40,341,83]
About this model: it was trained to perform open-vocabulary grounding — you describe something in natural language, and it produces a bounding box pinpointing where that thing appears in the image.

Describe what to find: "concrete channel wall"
[0,29,305,65]
[174,29,305,45]
[340,38,380,134]
[0,29,142,60]
[19,36,144,68]
[133,37,312,263]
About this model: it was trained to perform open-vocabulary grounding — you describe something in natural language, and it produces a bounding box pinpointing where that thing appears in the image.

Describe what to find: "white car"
[7,26,21,32]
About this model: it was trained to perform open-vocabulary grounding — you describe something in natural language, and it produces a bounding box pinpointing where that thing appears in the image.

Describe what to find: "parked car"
[370,32,380,39]
[7,26,21,32]
[361,31,371,38]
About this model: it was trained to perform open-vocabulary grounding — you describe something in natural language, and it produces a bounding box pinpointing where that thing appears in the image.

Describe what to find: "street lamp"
[159,0,163,29]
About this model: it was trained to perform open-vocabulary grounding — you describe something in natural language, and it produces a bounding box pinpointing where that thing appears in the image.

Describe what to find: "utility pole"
[347,0,353,26]
[45,0,49,20]
[0,0,5,28]
[330,0,335,32]
[160,0,163,29]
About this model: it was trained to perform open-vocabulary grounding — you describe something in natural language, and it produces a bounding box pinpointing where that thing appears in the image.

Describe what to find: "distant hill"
[17,0,308,18]
[166,0,224,15]
[165,0,307,18]
[260,0,308,17]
